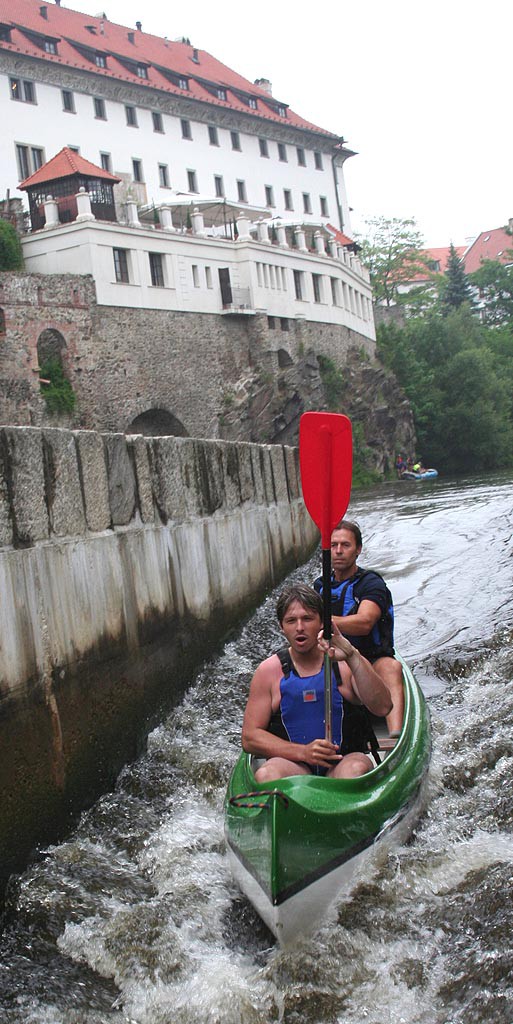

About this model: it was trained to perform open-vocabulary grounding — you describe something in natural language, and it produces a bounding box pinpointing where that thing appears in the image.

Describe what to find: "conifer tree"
[442,242,473,312]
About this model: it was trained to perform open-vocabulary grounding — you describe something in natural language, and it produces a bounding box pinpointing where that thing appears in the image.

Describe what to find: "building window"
[192,265,200,288]
[214,175,224,197]
[264,185,275,207]
[217,87,227,100]
[149,252,164,287]
[277,142,287,162]
[187,169,198,193]
[136,65,147,79]
[303,193,312,214]
[113,248,129,283]
[330,277,339,305]
[280,317,289,331]
[100,151,112,172]
[237,179,247,203]
[283,189,293,211]
[297,146,306,167]
[31,147,44,171]
[93,96,106,119]
[125,105,137,126]
[277,105,287,117]
[259,138,269,157]
[312,273,323,303]
[205,266,213,289]
[15,143,44,179]
[208,125,219,146]
[95,53,106,67]
[158,163,169,187]
[44,40,57,54]
[231,130,241,151]
[320,196,329,217]
[293,269,304,300]
[132,159,143,182]
[178,77,188,90]
[314,151,323,170]
[181,118,192,139]
[10,78,36,103]
[152,111,164,132]
[62,89,75,113]
[248,97,257,109]
[268,315,276,330]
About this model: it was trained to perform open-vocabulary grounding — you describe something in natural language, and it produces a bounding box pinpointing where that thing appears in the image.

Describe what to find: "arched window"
[126,409,188,437]
[37,327,67,367]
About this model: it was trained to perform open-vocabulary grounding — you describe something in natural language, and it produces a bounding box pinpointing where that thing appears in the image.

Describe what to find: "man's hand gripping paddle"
[299,412,353,742]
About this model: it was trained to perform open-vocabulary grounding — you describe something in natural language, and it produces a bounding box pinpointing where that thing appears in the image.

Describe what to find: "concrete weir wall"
[0,426,318,891]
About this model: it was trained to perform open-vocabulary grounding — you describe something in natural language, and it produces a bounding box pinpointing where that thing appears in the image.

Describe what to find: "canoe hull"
[225,658,430,945]
[401,469,438,480]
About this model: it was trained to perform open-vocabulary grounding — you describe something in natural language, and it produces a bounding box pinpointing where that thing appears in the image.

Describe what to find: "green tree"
[470,257,513,325]
[356,216,429,307]
[441,242,474,312]
[0,220,24,270]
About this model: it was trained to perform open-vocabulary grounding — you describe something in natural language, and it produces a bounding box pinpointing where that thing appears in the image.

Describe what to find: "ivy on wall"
[39,358,76,415]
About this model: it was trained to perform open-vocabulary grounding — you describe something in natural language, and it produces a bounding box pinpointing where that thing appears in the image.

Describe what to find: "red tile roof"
[0,0,339,139]
[463,226,513,274]
[406,245,466,283]
[326,223,355,246]
[19,146,121,188]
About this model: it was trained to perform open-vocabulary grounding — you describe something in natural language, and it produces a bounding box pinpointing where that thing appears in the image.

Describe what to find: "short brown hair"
[276,584,323,624]
[333,519,362,548]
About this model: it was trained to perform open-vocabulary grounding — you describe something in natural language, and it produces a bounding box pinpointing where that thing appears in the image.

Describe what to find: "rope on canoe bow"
[229,789,289,809]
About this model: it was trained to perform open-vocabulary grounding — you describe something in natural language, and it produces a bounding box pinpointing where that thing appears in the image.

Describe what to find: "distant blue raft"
[401,469,438,481]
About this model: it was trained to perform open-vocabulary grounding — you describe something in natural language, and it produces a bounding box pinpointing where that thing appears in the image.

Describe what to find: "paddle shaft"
[321,428,333,743]
[299,412,353,745]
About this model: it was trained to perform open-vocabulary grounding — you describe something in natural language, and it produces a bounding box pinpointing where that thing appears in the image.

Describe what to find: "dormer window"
[178,77,188,90]
[136,64,148,79]
[95,53,106,67]
[44,39,57,54]
[248,97,257,109]
[216,87,227,100]
[277,105,287,117]
[0,24,12,42]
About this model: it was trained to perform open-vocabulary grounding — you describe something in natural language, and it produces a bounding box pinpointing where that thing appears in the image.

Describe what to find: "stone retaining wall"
[0,426,318,893]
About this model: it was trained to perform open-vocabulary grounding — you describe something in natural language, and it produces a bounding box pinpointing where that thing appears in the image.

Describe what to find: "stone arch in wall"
[126,408,188,437]
[37,327,67,368]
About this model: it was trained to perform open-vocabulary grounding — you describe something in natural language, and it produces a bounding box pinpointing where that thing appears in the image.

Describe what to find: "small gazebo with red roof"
[19,148,121,231]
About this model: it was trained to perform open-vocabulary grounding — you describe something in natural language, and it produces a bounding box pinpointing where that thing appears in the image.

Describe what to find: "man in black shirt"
[314,519,404,735]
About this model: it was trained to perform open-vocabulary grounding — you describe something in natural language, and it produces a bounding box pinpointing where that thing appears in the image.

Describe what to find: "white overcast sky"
[73,0,512,248]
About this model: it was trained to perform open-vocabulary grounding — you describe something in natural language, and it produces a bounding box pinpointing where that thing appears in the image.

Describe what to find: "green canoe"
[225,657,431,945]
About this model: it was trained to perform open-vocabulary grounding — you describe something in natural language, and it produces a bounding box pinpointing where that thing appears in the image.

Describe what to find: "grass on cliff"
[39,358,76,415]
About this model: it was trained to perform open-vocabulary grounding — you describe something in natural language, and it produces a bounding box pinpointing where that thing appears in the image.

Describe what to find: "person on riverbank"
[241,584,392,781]
[313,520,404,736]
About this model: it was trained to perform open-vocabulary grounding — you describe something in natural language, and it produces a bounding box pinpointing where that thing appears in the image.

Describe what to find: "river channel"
[1,473,512,1024]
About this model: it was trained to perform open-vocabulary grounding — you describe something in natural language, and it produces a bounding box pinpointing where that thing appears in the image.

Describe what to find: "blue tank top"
[280,662,343,746]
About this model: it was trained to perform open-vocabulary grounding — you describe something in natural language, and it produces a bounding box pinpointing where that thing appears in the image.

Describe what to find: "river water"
[1,473,513,1024]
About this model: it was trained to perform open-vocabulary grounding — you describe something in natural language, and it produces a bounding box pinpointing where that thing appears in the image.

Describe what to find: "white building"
[1,0,374,339]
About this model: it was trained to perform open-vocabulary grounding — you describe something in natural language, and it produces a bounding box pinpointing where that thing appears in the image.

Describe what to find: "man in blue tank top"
[241,584,391,782]
[313,519,404,735]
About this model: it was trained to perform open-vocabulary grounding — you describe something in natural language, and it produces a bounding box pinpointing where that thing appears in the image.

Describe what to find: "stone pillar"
[256,219,270,244]
[159,205,175,231]
[294,227,308,252]
[43,196,59,228]
[75,187,95,222]
[313,231,325,254]
[192,206,206,236]
[236,212,252,241]
[276,220,289,248]
[126,199,140,226]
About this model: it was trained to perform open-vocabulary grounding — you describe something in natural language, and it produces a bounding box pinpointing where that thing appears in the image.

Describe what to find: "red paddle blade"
[299,412,352,547]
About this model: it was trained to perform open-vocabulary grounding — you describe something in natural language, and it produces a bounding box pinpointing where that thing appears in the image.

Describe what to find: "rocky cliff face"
[219,343,415,478]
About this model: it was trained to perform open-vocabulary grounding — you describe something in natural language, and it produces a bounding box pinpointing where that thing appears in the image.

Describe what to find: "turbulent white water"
[1,473,513,1023]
